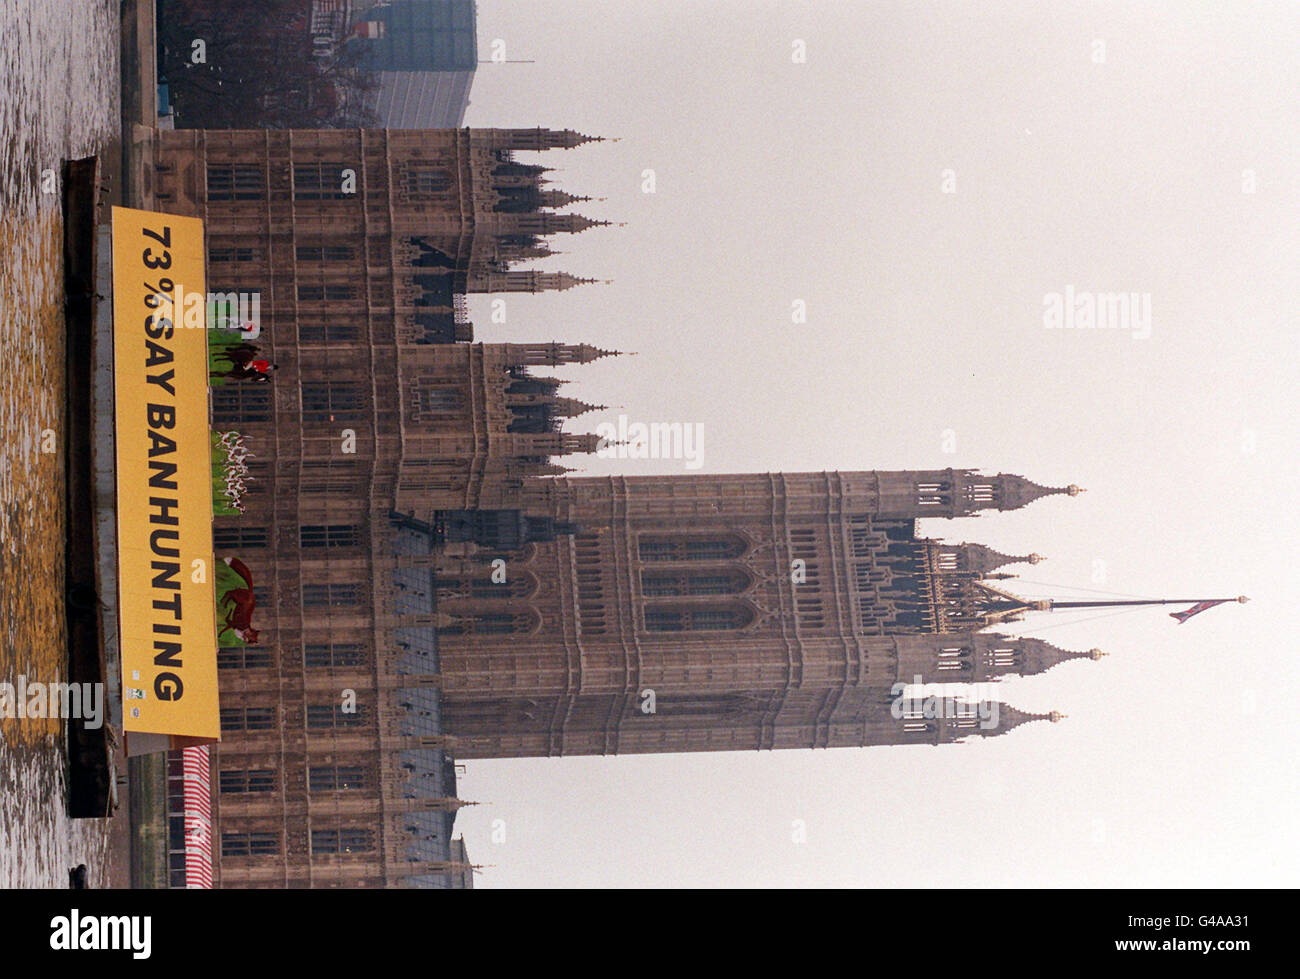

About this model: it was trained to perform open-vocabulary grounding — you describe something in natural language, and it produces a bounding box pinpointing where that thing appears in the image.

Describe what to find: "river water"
[0,0,122,887]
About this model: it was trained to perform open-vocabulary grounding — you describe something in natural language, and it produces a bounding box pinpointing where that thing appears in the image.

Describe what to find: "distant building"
[347,0,478,128]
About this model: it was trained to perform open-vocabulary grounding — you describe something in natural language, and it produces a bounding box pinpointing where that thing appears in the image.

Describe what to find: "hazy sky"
[454,0,1298,887]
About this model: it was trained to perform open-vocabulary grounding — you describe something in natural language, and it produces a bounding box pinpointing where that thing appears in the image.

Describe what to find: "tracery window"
[301,381,365,423]
[219,769,277,794]
[219,707,274,732]
[301,583,359,608]
[212,385,272,424]
[436,610,539,637]
[436,573,536,600]
[293,163,356,201]
[310,828,375,854]
[308,766,371,792]
[642,604,754,632]
[304,643,366,668]
[207,165,263,201]
[640,570,748,597]
[641,693,756,717]
[406,165,453,199]
[221,832,279,856]
[638,535,747,562]
[306,704,369,729]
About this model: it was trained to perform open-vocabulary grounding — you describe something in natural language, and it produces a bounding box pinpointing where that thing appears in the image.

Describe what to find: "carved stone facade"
[146,126,1099,886]
[434,470,1095,758]
[148,126,611,887]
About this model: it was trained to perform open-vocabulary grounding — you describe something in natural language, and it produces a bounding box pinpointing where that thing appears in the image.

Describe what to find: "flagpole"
[1046,597,1248,610]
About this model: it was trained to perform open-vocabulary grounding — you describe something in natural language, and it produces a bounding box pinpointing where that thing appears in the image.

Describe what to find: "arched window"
[292,163,356,201]
[301,381,366,423]
[641,693,757,718]
[310,828,375,854]
[436,572,537,600]
[640,569,749,597]
[437,610,539,637]
[409,386,464,422]
[936,646,973,673]
[638,534,748,562]
[406,165,453,199]
[987,646,1018,669]
[212,385,271,424]
[643,604,754,632]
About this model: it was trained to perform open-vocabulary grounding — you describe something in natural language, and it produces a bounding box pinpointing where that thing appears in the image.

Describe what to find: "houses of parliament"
[143,125,1102,887]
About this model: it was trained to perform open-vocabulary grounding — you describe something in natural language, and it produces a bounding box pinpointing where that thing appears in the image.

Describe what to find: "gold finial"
[1066,484,1084,496]
[1237,595,1250,604]
[1048,711,1066,722]
[1089,649,1107,660]
[1028,553,1044,564]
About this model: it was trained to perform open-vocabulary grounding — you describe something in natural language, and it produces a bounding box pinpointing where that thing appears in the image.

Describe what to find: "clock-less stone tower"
[435,469,1098,757]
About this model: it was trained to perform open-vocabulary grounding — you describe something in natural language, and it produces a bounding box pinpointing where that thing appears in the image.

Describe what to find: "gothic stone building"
[145,126,1104,886]
[147,126,614,887]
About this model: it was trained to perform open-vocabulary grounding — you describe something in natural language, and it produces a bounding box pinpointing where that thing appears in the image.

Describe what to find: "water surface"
[0,0,122,888]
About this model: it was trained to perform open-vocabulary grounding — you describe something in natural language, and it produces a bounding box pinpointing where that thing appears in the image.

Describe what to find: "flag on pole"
[1170,600,1230,624]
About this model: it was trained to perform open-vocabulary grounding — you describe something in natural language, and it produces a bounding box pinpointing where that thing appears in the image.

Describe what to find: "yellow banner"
[111,207,220,741]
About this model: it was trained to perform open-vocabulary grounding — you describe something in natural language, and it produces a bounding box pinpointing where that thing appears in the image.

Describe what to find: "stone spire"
[503,342,622,367]
[565,343,622,363]
[552,397,607,418]
[983,635,1106,678]
[560,433,607,454]
[537,188,592,208]
[979,704,1065,737]
[550,213,611,233]
[982,473,1084,511]
[953,542,1044,574]
[483,128,605,151]
[545,129,604,149]
[477,270,606,293]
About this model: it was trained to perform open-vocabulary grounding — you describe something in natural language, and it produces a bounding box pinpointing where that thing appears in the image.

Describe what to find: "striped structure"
[183,746,214,888]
